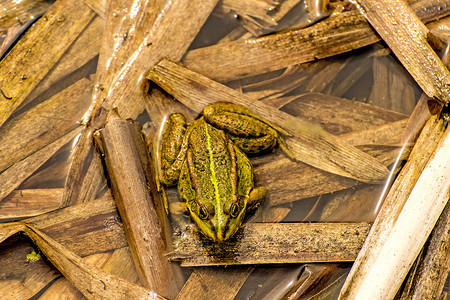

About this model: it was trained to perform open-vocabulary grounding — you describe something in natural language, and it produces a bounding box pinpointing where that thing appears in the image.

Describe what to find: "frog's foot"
[248,186,267,212]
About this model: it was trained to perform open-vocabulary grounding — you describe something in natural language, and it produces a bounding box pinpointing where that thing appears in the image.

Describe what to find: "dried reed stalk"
[95,112,183,298]
[357,0,450,104]
[101,247,141,285]
[218,0,302,41]
[83,0,106,19]
[171,222,371,266]
[339,114,450,299]
[147,58,390,183]
[0,76,91,203]
[278,93,408,135]
[252,116,409,207]
[0,196,129,299]
[399,200,450,299]
[255,142,408,206]
[0,0,95,126]
[38,251,114,299]
[277,264,346,299]
[219,0,280,25]
[369,55,417,114]
[412,0,450,23]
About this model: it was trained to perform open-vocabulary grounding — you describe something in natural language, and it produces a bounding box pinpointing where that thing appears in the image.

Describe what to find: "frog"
[158,102,289,242]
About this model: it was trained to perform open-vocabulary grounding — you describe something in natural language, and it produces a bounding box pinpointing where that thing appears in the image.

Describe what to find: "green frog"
[159,102,288,242]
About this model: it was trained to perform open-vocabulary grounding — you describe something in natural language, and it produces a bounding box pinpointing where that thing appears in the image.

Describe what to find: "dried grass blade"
[61,128,106,207]
[412,0,450,23]
[256,142,409,206]
[171,222,371,266]
[92,0,166,107]
[356,0,450,104]
[62,143,105,207]
[176,267,254,300]
[22,15,103,107]
[0,0,52,58]
[147,58,389,183]
[0,77,92,173]
[65,0,218,205]
[83,0,106,19]
[219,0,280,24]
[0,222,25,244]
[0,189,63,221]
[0,222,166,300]
[89,0,219,125]
[182,11,377,82]
[0,127,81,201]
[24,196,128,258]
[183,1,450,82]
[0,0,95,126]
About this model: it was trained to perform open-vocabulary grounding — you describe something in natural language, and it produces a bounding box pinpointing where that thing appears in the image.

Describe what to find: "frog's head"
[187,198,247,242]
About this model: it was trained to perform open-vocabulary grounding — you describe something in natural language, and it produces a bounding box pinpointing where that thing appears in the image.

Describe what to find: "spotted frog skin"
[159,102,284,242]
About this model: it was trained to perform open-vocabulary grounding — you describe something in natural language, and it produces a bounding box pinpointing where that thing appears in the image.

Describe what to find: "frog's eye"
[198,206,208,220]
[230,203,240,218]
[198,203,215,220]
[223,201,240,218]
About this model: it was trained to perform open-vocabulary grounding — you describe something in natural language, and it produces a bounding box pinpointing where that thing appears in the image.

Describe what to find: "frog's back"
[187,119,236,205]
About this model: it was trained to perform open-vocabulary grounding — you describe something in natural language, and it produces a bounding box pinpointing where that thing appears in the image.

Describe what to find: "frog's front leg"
[202,102,279,154]
[248,186,266,212]
[159,113,190,186]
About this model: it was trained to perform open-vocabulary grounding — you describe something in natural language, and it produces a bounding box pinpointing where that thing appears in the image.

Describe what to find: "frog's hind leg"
[202,102,280,154]
[229,129,278,154]
[159,113,190,186]
[202,102,271,136]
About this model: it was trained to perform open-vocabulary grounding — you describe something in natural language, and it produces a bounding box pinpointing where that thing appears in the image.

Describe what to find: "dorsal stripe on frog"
[203,121,224,236]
